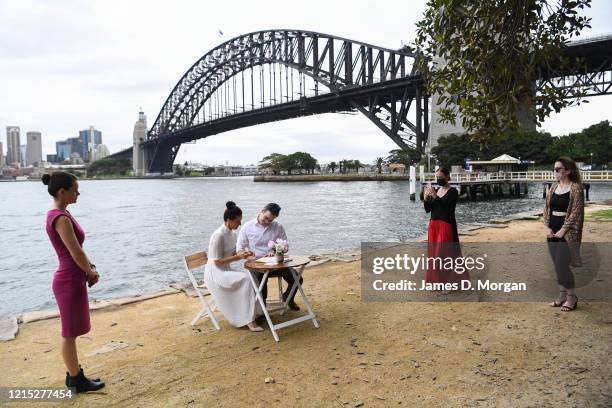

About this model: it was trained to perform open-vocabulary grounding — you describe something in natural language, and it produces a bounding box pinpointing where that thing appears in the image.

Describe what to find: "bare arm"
[54,216,94,278]
[214,251,250,266]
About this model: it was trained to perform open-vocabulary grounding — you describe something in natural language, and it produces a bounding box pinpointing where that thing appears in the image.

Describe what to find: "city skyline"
[1,0,611,166]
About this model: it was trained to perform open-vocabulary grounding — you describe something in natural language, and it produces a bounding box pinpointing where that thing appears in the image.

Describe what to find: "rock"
[569,367,588,374]
[0,315,19,341]
[21,309,60,323]
[350,338,358,347]
[375,395,385,400]
[264,377,275,384]
[352,402,364,407]
[331,378,338,385]
[110,322,118,327]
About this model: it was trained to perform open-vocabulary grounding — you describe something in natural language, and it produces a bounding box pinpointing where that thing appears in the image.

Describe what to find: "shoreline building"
[0,141,4,167]
[133,109,148,176]
[91,144,110,161]
[26,131,42,166]
[6,126,20,166]
[79,126,102,161]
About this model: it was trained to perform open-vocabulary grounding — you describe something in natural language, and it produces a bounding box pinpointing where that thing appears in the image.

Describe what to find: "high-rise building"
[20,144,26,166]
[0,141,4,167]
[26,131,43,166]
[56,140,72,162]
[91,144,110,161]
[6,126,20,166]
[79,126,102,161]
[133,110,148,176]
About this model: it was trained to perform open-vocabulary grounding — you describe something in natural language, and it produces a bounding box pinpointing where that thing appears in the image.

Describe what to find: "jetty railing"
[422,170,612,183]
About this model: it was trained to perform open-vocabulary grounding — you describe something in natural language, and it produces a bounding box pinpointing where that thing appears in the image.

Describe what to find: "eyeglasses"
[554,167,565,172]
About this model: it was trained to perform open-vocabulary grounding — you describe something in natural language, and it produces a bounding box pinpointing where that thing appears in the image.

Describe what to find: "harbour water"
[1,177,610,316]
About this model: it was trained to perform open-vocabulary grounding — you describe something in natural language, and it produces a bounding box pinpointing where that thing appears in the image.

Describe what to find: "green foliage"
[546,120,612,163]
[415,0,592,145]
[259,152,319,175]
[87,157,132,177]
[328,161,338,173]
[430,120,611,168]
[385,149,421,167]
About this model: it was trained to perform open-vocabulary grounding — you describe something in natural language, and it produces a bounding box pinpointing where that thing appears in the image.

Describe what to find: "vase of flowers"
[268,238,289,263]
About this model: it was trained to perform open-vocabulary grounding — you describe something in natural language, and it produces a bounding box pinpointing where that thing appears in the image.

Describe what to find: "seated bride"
[204,201,263,332]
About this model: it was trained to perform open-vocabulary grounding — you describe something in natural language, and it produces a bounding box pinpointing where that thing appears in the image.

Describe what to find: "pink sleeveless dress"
[46,209,91,338]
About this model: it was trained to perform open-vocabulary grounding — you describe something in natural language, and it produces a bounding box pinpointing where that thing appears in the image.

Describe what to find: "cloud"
[1,0,610,163]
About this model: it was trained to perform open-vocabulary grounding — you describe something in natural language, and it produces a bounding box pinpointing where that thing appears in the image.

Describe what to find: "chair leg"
[248,271,279,342]
[192,301,221,331]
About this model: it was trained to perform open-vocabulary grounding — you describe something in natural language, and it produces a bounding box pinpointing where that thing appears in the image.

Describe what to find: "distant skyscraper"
[56,140,72,162]
[79,126,102,161]
[20,144,26,166]
[26,131,43,166]
[0,141,4,167]
[133,110,148,176]
[6,126,20,166]
[91,144,110,161]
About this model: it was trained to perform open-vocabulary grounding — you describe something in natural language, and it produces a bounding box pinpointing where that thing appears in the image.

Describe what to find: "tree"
[87,156,131,177]
[415,0,592,146]
[329,161,338,173]
[353,160,362,173]
[259,153,286,175]
[289,152,318,174]
[431,134,480,168]
[375,157,385,174]
[547,120,612,164]
[385,149,421,167]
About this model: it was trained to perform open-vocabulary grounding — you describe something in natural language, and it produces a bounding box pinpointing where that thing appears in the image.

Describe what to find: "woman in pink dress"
[42,172,105,392]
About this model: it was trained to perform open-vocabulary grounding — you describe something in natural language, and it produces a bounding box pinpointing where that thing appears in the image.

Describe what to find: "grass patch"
[586,208,612,221]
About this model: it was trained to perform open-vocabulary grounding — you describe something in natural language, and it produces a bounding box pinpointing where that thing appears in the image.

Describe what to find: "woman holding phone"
[423,167,469,286]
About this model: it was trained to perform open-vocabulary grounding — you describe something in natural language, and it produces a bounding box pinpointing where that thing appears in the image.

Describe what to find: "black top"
[424,187,459,242]
[550,191,570,213]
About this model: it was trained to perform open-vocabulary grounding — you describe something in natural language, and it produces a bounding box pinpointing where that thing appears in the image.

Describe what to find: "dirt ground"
[1,204,611,407]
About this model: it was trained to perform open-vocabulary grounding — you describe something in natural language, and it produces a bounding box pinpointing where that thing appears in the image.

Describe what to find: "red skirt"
[426,220,470,284]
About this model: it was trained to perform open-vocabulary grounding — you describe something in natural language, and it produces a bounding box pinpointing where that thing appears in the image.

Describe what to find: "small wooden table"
[244,255,319,341]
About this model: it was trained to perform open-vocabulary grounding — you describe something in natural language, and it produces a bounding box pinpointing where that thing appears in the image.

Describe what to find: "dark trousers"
[257,267,303,304]
[547,215,575,289]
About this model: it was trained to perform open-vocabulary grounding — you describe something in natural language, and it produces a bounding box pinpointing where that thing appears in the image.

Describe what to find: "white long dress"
[204,224,261,327]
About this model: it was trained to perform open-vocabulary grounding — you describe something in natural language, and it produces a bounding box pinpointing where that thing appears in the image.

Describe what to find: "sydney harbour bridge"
[109,29,612,174]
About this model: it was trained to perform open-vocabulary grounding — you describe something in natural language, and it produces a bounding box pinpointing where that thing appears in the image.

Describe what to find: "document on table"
[256,256,292,264]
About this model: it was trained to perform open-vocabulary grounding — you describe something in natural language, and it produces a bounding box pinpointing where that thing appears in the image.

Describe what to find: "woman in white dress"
[204,201,263,332]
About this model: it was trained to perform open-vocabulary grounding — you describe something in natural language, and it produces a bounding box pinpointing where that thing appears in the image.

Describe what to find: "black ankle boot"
[80,365,101,383]
[66,369,105,393]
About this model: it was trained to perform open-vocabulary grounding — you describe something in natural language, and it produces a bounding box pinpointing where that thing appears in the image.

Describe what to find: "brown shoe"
[287,300,300,311]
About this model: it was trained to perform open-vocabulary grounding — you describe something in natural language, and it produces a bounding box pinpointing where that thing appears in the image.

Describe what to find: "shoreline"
[2,201,609,341]
[1,203,611,406]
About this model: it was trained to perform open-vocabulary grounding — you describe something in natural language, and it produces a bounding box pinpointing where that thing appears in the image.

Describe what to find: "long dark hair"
[41,171,77,198]
[556,157,581,183]
[223,201,242,221]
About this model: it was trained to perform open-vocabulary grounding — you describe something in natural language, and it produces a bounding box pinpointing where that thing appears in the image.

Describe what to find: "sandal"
[561,294,578,312]
[549,290,567,307]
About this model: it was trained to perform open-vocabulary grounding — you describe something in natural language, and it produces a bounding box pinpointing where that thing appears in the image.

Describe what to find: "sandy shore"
[1,204,611,407]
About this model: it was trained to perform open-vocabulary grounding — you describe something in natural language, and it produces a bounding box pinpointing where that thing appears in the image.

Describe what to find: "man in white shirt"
[237,203,302,310]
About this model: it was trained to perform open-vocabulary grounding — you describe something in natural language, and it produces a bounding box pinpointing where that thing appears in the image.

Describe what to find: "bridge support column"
[146,143,180,175]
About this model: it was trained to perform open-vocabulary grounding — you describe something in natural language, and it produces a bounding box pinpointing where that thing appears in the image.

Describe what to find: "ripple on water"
[1,179,610,316]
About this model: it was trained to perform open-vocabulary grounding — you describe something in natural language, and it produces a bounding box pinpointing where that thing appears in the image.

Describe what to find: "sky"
[1,0,611,166]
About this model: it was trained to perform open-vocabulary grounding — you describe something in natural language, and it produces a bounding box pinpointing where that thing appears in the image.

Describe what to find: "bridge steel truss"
[538,34,612,99]
[143,30,428,173]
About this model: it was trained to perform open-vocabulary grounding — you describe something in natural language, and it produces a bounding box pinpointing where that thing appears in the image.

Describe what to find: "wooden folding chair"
[183,251,220,330]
